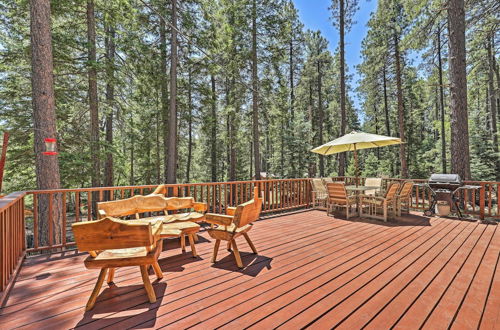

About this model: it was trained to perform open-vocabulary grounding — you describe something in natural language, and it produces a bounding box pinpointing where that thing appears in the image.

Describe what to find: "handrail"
[333,176,498,221]
[0,191,26,307]
[21,179,312,253]
[3,176,499,259]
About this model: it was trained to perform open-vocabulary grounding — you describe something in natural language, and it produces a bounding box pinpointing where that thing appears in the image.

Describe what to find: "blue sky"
[293,0,378,116]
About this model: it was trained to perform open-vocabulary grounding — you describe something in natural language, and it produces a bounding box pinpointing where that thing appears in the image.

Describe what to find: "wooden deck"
[0,210,499,329]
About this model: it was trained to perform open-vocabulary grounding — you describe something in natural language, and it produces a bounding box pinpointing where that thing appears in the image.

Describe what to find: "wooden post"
[479,183,485,220]
[354,144,359,187]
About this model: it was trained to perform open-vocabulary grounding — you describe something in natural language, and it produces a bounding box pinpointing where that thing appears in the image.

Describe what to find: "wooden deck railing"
[2,176,499,303]
[0,191,26,306]
[333,176,498,221]
[22,179,311,253]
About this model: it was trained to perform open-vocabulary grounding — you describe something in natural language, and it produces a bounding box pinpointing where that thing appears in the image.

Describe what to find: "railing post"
[479,183,485,220]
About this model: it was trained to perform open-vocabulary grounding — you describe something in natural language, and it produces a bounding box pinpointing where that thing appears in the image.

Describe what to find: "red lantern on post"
[42,138,58,155]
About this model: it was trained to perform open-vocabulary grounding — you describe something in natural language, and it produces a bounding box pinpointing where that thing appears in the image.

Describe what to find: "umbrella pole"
[354,144,359,187]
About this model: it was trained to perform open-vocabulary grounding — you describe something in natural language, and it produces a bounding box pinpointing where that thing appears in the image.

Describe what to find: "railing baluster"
[62,193,67,246]
[33,194,38,250]
[48,192,53,247]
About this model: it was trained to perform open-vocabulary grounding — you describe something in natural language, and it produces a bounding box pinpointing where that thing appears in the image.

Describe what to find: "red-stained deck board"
[334,221,477,330]
[0,210,497,330]
[393,224,489,329]
[277,218,462,329]
[452,226,500,329]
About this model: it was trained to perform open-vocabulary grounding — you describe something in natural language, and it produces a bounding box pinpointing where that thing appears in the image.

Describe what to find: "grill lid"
[429,173,462,184]
[428,174,462,190]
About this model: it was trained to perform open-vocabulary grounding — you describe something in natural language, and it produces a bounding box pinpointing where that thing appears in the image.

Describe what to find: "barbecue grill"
[420,174,481,219]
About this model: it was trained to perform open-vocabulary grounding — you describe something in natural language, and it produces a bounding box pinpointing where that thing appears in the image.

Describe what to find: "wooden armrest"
[193,202,208,213]
[205,213,234,226]
[226,207,237,216]
[98,209,107,219]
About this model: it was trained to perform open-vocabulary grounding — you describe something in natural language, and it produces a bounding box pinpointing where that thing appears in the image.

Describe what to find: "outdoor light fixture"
[42,138,58,155]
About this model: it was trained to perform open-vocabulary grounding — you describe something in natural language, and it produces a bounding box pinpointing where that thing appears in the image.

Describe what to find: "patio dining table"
[345,185,381,215]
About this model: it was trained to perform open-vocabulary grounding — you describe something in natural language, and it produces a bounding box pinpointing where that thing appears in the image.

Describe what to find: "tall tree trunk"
[211,75,217,182]
[338,0,347,176]
[487,35,499,176]
[447,0,470,179]
[87,0,100,190]
[289,38,296,177]
[382,64,391,136]
[130,126,134,185]
[167,0,178,184]
[308,81,315,177]
[156,107,161,183]
[186,69,193,183]
[393,32,408,178]
[104,22,115,193]
[30,0,62,246]
[159,12,168,182]
[251,0,261,180]
[317,61,324,177]
[374,104,380,160]
[437,27,447,173]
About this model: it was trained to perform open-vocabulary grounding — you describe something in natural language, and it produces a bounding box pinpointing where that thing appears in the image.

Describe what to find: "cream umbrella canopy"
[311,131,403,186]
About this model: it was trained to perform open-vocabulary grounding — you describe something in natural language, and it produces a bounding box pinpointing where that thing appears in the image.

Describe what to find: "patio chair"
[364,177,382,196]
[359,182,401,222]
[97,195,200,257]
[326,182,357,219]
[396,181,414,216]
[72,217,164,311]
[149,184,207,223]
[322,177,334,185]
[311,178,328,209]
[205,187,262,269]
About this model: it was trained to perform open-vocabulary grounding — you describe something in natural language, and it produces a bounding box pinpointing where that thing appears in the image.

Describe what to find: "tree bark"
[30,0,62,245]
[211,74,217,182]
[317,61,324,177]
[87,0,100,189]
[251,0,261,180]
[393,32,408,178]
[338,0,347,176]
[289,38,296,177]
[159,12,168,182]
[382,64,391,136]
[487,35,499,175]
[308,81,315,177]
[167,0,178,184]
[437,27,447,173]
[104,22,115,192]
[187,68,193,183]
[447,0,470,179]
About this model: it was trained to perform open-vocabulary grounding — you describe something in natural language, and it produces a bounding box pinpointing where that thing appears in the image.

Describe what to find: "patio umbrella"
[311,131,403,186]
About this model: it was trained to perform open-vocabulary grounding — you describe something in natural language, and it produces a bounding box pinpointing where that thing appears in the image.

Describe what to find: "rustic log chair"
[205,187,262,269]
[364,177,383,196]
[97,195,200,257]
[72,217,163,311]
[322,177,334,186]
[149,184,207,223]
[359,182,401,222]
[311,178,328,209]
[326,182,357,219]
[395,181,414,216]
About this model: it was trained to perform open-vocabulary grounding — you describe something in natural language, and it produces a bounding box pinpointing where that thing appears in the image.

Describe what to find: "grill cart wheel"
[424,210,433,217]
